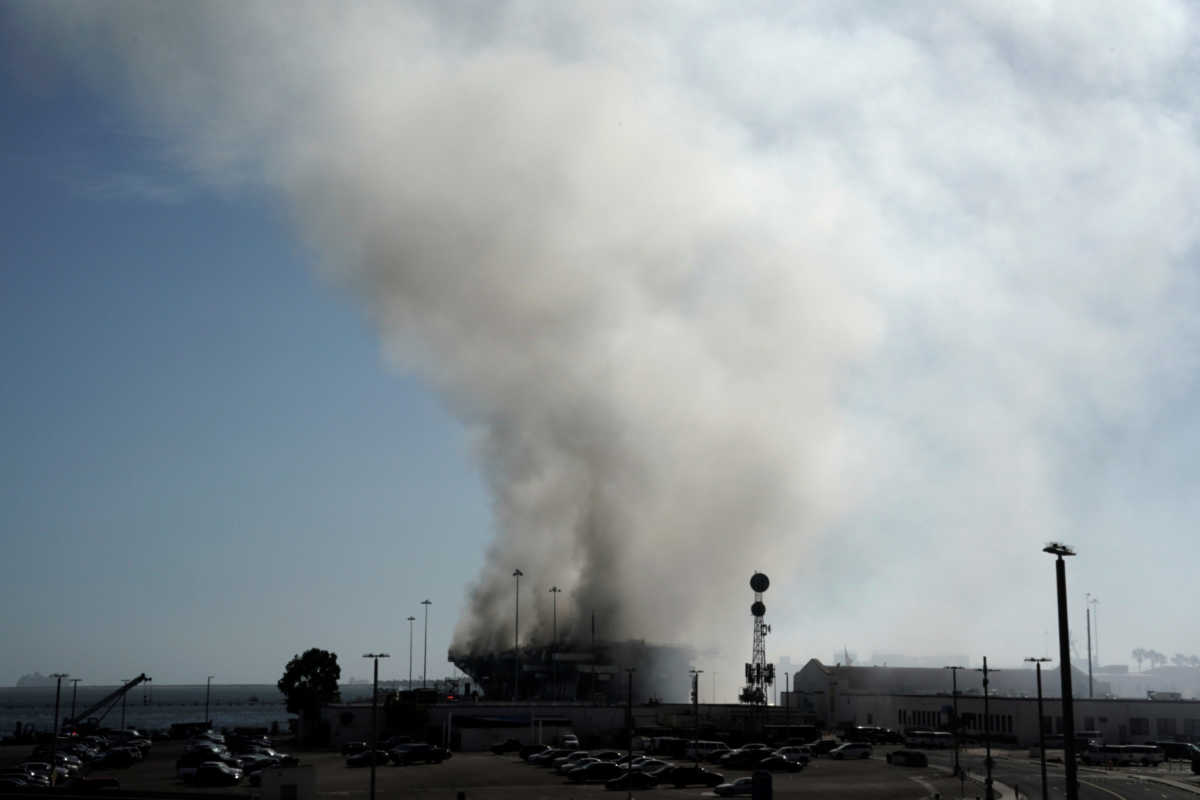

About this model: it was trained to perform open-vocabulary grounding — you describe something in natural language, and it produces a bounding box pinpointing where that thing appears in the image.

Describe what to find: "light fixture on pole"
[1044,542,1079,800]
[407,616,416,690]
[204,675,214,727]
[512,569,523,702]
[362,653,390,800]
[944,665,965,777]
[1025,657,1052,800]
[49,673,67,786]
[421,599,432,689]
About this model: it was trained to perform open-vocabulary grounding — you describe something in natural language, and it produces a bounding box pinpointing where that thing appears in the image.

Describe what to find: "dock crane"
[64,673,149,733]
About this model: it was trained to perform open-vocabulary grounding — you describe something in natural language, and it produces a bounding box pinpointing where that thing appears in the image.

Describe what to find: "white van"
[685,740,730,761]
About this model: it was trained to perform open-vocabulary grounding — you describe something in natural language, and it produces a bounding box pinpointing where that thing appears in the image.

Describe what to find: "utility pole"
[1044,542,1080,800]
[783,672,790,736]
[977,658,997,800]
[689,669,703,767]
[512,570,523,702]
[362,653,390,800]
[407,616,416,690]
[49,673,67,786]
[944,665,965,776]
[204,675,214,727]
[421,599,432,689]
[1026,657,1051,800]
[1086,598,1094,698]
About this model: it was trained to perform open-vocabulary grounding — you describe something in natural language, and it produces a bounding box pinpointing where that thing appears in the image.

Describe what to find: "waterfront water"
[0,684,294,737]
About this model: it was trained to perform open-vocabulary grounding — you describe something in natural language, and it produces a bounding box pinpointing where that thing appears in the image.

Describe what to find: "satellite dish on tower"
[750,572,769,593]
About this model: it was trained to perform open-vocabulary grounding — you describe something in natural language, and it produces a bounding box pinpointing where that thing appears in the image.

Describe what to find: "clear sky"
[3,2,1200,695]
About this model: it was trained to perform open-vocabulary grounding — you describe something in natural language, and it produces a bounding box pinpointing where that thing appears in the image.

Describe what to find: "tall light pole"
[205,675,214,727]
[783,672,790,736]
[69,678,81,723]
[49,673,67,785]
[549,586,561,701]
[944,665,965,777]
[1026,657,1051,800]
[977,658,997,800]
[407,616,416,690]
[1085,592,1094,698]
[362,653,390,800]
[512,569,523,702]
[421,599,431,689]
[689,669,703,767]
[1044,542,1079,800]
[625,668,636,800]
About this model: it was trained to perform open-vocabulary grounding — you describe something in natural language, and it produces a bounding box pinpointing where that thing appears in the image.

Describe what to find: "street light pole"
[625,668,636,800]
[784,672,790,737]
[944,665,965,777]
[512,569,523,702]
[49,673,67,786]
[407,616,416,690]
[69,678,81,723]
[421,599,432,689]
[205,675,214,728]
[1026,657,1051,800]
[689,669,703,767]
[362,653,390,800]
[549,586,561,701]
[1044,542,1079,800]
[1085,596,1094,699]
[977,658,997,800]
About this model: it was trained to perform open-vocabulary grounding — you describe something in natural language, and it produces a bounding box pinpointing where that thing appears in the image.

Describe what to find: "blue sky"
[4,3,1200,695]
[0,54,490,685]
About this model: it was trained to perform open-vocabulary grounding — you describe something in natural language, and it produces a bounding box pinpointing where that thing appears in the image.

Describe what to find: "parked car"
[490,739,522,755]
[552,751,594,770]
[714,777,756,796]
[720,748,770,769]
[341,741,369,756]
[530,748,574,765]
[829,742,872,760]
[756,755,806,772]
[774,746,812,764]
[631,757,671,772]
[194,762,243,786]
[653,765,725,787]
[557,757,600,775]
[1149,741,1200,761]
[177,749,242,779]
[810,739,842,757]
[605,770,660,790]
[520,744,550,761]
[886,750,929,767]
[567,762,627,783]
[344,750,390,767]
[560,734,580,749]
[389,744,451,765]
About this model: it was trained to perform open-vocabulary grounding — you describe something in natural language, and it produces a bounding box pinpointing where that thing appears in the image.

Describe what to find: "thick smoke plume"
[17,1,1200,674]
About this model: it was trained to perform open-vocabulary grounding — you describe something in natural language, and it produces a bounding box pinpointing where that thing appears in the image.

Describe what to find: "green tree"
[278,648,341,722]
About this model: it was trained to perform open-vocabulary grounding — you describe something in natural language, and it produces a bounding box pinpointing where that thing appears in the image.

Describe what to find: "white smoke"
[17,0,1200,678]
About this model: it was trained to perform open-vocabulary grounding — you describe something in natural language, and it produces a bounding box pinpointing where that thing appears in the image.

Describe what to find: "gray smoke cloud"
[16,1,1200,677]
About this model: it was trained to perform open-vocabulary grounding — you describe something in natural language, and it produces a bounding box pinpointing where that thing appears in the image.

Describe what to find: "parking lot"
[31,743,966,800]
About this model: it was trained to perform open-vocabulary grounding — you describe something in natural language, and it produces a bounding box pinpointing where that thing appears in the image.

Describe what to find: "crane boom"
[65,673,148,729]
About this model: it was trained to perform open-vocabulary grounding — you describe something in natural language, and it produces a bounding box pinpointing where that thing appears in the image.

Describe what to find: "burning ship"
[450,639,694,703]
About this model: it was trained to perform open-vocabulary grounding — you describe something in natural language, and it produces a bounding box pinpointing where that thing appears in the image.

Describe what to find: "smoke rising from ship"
[17,1,1200,669]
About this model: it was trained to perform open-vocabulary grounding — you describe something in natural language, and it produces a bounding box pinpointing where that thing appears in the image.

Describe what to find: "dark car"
[520,744,550,761]
[490,739,522,755]
[714,777,756,796]
[566,762,627,783]
[345,750,390,767]
[1150,741,1200,761]
[810,739,841,757]
[654,765,725,787]
[756,755,806,772]
[390,744,451,765]
[341,741,369,756]
[886,750,929,767]
[720,749,770,769]
[194,762,243,786]
[829,742,872,760]
[605,770,660,790]
[530,748,574,765]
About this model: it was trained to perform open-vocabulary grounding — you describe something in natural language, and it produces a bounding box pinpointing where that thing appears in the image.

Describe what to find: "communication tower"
[740,572,774,704]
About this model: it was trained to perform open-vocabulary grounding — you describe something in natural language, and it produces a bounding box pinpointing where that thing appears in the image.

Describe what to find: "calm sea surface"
[0,684,295,737]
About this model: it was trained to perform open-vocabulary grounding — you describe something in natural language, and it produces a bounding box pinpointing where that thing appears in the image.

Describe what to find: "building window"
[1130,718,1149,736]
[1156,718,1177,736]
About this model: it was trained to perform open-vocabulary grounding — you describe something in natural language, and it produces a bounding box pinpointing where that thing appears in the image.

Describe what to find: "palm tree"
[1132,648,1147,672]
[1148,650,1168,670]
